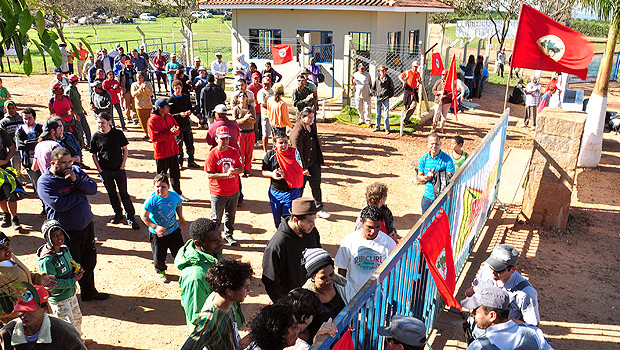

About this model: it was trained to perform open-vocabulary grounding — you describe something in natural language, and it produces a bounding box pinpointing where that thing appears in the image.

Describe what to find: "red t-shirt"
[400,70,420,89]
[205,146,242,196]
[49,96,72,122]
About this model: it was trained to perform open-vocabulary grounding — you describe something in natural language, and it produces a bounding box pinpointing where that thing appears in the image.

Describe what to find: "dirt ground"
[1,71,619,350]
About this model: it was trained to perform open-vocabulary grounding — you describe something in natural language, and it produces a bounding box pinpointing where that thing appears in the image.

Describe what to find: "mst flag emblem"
[270,44,293,65]
[536,35,565,62]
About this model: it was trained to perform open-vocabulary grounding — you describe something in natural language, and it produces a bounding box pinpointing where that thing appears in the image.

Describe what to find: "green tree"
[577,0,620,167]
[0,0,64,75]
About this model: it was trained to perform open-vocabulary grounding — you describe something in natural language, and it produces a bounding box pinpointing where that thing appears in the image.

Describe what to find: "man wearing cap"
[256,77,274,152]
[90,81,113,119]
[153,49,168,93]
[50,68,69,93]
[199,74,226,128]
[461,285,553,350]
[16,108,43,201]
[148,98,188,201]
[399,61,422,112]
[65,75,88,147]
[351,64,372,126]
[0,284,87,349]
[431,70,452,133]
[189,57,202,83]
[113,47,126,64]
[262,197,322,302]
[165,54,180,89]
[378,315,427,350]
[0,100,24,172]
[206,104,241,150]
[373,66,395,134]
[206,126,244,246]
[335,205,397,297]
[211,52,228,90]
[293,75,315,113]
[100,48,114,74]
[38,147,108,302]
[109,43,122,60]
[58,42,71,74]
[465,244,540,333]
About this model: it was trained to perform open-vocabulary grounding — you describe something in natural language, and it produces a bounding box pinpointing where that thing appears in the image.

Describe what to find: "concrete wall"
[229,8,428,97]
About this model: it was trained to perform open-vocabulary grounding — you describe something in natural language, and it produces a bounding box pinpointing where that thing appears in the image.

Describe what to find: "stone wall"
[521,108,586,231]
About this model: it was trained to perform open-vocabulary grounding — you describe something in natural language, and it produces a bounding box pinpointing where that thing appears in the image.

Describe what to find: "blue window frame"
[249,29,282,59]
[349,31,371,52]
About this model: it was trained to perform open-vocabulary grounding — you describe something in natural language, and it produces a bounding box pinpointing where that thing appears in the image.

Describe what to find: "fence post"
[303,32,312,67]
[477,38,482,58]
[343,34,353,105]
[205,40,209,67]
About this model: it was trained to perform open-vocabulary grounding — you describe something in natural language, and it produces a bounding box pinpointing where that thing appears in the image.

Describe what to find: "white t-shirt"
[352,71,372,99]
[334,230,397,297]
[257,88,274,118]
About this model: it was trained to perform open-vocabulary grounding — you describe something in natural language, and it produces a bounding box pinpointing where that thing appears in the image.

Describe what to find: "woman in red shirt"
[102,70,126,130]
[48,82,72,128]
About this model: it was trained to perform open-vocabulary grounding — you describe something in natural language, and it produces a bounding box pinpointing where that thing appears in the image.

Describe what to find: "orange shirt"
[267,97,292,128]
[78,48,89,60]
[400,70,420,88]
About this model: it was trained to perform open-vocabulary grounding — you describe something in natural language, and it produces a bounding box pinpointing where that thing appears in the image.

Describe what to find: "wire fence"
[310,109,510,350]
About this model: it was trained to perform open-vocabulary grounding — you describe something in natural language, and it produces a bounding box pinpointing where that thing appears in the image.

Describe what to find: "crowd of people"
[0,40,556,350]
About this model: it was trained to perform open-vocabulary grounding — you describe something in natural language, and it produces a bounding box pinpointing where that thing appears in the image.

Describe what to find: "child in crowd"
[140,174,187,282]
[261,130,304,228]
[0,78,11,115]
[355,182,401,243]
[449,135,468,171]
[232,91,256,176]
[37,219,84,335]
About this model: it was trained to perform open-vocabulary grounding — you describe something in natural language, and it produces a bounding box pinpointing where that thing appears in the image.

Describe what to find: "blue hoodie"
[37,165,97,231]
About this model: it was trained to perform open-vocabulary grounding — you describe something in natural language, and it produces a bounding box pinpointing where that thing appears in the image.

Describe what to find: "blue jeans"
[375,98,390,131]
[421,196,434,214]
[113,103,125,129]
[268,187,301,228]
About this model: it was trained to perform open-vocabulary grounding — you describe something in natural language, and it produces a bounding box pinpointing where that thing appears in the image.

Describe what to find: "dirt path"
[1,72,618,349]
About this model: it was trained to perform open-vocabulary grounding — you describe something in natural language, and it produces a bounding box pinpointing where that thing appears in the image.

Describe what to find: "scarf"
[275,147,304,189]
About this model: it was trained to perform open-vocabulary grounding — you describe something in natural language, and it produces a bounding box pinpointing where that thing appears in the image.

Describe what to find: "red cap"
[215,126,231,138]
[51,82,63,90]
[69,74,79,82]
[14,285,49,313]
[252,72,260,79]
[441,69,448,75]
[262,76,271,84]
[125,60,133,66]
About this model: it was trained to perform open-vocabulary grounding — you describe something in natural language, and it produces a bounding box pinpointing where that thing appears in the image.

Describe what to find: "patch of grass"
[487,74,518,88]
[5,16,232,75]
[331,105,419,135]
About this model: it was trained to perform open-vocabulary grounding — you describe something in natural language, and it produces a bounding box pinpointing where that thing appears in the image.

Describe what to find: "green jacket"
[65,85,84,114]
[37,245,76,302]
[174,240,244,330]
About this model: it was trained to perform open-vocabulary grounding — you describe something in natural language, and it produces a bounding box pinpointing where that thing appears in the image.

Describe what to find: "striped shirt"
[418,150,455,200]
[181,292,241,350]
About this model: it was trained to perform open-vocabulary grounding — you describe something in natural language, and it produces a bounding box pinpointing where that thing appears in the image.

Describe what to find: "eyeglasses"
[492,267,510,275]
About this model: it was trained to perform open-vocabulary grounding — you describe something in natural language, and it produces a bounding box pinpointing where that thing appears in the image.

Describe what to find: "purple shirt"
[34,140,59,173]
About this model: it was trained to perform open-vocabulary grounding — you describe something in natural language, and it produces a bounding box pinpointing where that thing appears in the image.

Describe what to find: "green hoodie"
[174,240,244,331]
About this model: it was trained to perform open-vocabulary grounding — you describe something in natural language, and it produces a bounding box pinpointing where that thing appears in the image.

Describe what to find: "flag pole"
[503,66,511,110]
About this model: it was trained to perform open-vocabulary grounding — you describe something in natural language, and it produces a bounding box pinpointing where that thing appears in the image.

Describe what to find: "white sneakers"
[316,209,331,219]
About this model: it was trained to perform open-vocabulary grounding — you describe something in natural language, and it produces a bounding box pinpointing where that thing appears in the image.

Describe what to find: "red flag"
[511,4,594,80]
[270,44,293,65]
[419,208,461,310]
[332,329,354,350]
[444,54,458,121]
[430,52,444,76]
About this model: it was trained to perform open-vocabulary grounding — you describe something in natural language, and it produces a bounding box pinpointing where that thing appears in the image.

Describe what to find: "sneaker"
[531,126,536,130]
[0,213,10,228]
[225,235,238,246]
[316,209,331,219]
[357,121,364,125]
[179,194,190,202]
[142,135,150,141]
[384,130,390,135]
[81,292,110,301]
[157,271,170,283]
[372,128,381,132]
[12,216,21,230]
[520,123,528,128]
[187,161,201,169]
[127,218,140,230]
[109,214,124,224]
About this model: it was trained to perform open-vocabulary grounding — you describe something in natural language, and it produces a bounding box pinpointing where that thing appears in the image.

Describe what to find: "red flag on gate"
[511,4,594,80]
[332,329,354,350]
[444,54,458,121]
[419,208,461,310]
[430,52,444,76]
[270,44,293,65]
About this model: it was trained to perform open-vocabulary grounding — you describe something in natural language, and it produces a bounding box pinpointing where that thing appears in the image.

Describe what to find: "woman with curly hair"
[181,258,253,350]
[246,304,298,350]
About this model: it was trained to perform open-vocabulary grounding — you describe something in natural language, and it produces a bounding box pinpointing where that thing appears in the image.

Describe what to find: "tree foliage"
[0,0,65,75]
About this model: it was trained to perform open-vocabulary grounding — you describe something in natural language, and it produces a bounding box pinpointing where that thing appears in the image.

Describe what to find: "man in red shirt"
[205,126,243,246]
[147,98,188,201]
[399,61,422,112]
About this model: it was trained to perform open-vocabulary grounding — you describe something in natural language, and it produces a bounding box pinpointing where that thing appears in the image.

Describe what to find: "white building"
[199,0,452,100]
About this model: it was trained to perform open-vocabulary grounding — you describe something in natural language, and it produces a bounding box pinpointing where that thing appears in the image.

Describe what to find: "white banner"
[456,20,519,40]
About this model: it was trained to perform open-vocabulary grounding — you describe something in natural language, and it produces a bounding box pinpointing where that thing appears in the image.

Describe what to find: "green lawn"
[332,105,419,134]
[5,16,232,75]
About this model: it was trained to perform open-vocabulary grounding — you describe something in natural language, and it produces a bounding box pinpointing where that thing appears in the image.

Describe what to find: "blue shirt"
[418,150,455,200]
[166,62,181,81]
[143,191,183,235]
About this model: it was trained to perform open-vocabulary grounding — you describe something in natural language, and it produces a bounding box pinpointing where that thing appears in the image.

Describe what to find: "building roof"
[198,0,453,12]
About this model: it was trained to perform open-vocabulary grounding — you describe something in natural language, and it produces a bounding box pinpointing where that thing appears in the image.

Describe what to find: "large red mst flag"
[419,208,461,310]
[430,52,444,76]
[444,54,458,121]
[511,4,594,79]
[332,329,354,350]
[270,44,293,65]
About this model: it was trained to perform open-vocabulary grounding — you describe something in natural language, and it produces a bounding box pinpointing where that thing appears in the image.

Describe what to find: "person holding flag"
[431,70,452,134]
